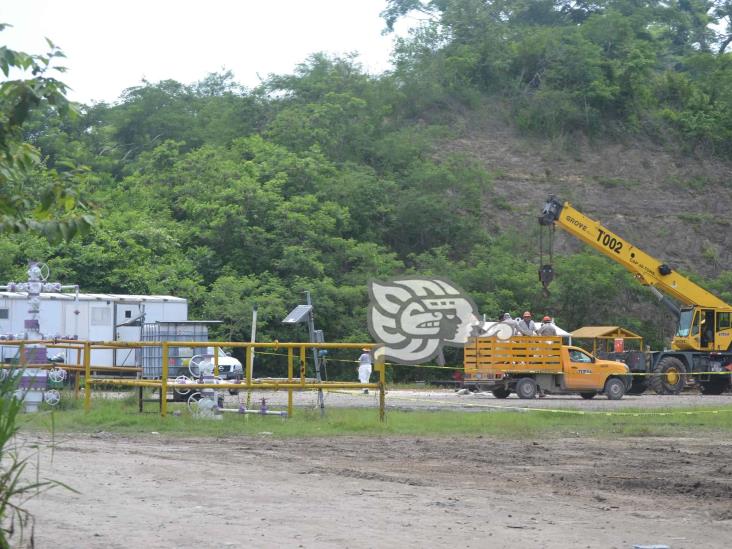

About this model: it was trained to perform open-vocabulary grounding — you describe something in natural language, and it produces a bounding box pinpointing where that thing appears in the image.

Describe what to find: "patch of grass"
[668,175,711,190]
[492,195,513,211]
[594,176,640,189]
[18,394,732,439]
[677,212,728,226]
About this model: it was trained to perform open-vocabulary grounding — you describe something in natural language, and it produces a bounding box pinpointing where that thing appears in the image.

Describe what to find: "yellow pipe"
[287,347,293,418]
[37,340,377,350]
[75,347,81,399]
[86,379,380,390]
[165,382,380,390]
[161,342,169,417]
[88,380,161,387]
[300,346,306,387]
[375,350,386,423]
[0,363,142,373]
[83,342,91,412]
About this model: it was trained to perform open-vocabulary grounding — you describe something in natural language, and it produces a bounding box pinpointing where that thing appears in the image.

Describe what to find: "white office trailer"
[0,292,187,367]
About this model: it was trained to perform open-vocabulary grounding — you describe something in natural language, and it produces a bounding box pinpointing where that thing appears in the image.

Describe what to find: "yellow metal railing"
[1,339,387,420]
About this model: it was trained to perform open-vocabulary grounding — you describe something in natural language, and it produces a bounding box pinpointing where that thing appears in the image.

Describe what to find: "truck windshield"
[676,309,694,337]
[206,347,228,357]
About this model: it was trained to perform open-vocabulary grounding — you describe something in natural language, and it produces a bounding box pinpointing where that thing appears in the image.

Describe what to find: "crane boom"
[538,196,732,394]
[539,196,730,309]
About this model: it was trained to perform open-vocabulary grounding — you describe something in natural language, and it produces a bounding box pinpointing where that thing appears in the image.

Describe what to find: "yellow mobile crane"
[538,196,732,395]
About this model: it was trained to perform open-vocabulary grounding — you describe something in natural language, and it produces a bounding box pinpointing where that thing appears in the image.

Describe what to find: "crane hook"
[539,264,554,297]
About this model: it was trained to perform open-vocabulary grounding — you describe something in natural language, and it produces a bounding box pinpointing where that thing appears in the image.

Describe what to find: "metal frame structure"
[1,339,386,421]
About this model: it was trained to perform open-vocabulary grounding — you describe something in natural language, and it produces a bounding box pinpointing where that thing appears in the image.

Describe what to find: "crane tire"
[649,356,686,395]
[699,375,730,395]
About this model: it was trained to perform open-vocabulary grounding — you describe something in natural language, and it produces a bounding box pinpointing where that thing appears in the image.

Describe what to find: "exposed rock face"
[445,113,732,279]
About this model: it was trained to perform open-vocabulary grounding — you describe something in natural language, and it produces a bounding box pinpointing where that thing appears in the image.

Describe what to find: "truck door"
[564,348,598,390]
[698,309,715,350]
[115,303,142,366]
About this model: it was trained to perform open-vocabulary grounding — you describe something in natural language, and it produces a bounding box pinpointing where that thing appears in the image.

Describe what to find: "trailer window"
[90,306,111,326]
[0,308,8,320]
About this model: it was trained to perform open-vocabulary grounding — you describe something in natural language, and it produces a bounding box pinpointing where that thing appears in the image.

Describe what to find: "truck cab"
[181,347,244,380]
[463,336,631,399]
[201,347,244,381]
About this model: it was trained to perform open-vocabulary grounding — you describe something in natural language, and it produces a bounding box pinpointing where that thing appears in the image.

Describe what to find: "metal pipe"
[287,347,293,417]
[245,345,252,410]
[48,339,377,350]
[74,347,81,399]
[0,364,139,372]
[161,342,169,417]
[83,342,91,412]
[86,379,380,390]
[376,348,386,423]
[219,408,287,417]
[648,285,682,319]
[300,346,306,387]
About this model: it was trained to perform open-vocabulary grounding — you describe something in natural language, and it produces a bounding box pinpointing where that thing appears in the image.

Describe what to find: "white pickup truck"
[192,347,244,381]
[171,348,244,402]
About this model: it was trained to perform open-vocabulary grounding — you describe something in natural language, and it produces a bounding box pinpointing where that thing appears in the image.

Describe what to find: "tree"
[714,0,732,54]
[0,25,94,241]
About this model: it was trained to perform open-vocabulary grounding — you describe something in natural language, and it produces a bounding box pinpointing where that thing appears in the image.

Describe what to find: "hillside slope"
[447,111,732,280]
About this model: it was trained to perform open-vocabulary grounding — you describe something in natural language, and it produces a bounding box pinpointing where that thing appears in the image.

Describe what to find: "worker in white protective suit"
[516,311,537,336]
[357,348,372,394]
[536,316,558,336]
[500,312,518,334]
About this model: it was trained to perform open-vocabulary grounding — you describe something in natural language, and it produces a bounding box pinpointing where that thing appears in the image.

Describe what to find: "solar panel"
[282,304,312,324]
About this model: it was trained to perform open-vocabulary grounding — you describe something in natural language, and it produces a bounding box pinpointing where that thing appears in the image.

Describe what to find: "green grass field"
[18,391,732,439]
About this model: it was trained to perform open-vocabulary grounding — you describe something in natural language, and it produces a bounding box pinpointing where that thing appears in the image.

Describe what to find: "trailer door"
[115,303,142,366]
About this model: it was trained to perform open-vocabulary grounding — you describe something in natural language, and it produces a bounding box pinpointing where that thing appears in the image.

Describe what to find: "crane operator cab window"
[676,309,694,337]
[691,310,700,337]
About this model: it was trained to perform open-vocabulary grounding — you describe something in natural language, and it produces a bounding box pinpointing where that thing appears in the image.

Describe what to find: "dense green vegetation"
[384,0,732,152]
[3,1,732,379]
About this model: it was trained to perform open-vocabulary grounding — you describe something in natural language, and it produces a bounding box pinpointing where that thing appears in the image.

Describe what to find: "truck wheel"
[580,392,596,400]
[515,377,537,399]
[649,357,686,395]
[604,377,626,400]
[491,387,511,399]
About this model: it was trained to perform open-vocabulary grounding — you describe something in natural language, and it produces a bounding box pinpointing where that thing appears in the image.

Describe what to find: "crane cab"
[674,307,732,352]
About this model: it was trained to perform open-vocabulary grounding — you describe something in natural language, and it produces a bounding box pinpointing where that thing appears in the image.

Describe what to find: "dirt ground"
[18,390,732,549]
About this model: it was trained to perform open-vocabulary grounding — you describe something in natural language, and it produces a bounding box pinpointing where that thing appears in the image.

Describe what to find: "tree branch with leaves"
[0,24,94,242]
